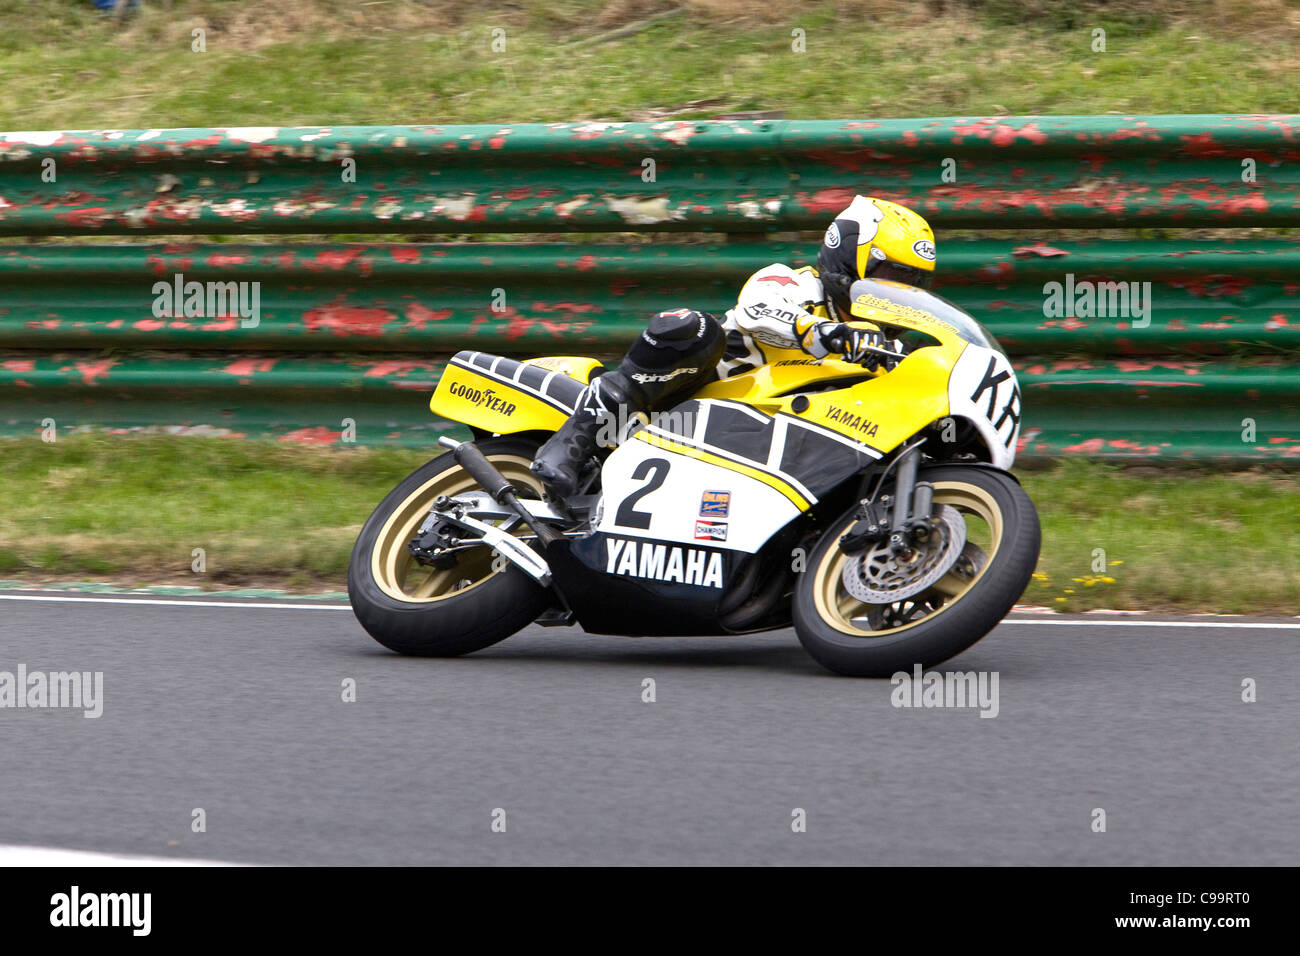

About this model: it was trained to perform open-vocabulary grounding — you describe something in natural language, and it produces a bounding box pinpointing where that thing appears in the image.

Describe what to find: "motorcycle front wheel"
[792,465,1040,677]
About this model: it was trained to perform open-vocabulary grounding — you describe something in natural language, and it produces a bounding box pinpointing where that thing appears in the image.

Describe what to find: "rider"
[530,195,938,499]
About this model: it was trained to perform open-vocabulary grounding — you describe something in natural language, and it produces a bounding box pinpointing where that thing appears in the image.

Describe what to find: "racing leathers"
[529,263,893,501]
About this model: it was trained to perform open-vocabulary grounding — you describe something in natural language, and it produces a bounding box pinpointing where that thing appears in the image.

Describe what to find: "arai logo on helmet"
[912,239,936,261]
[823,222,842,249]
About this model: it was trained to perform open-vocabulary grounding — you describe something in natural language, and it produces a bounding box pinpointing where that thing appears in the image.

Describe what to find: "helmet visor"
[866,259,934,290]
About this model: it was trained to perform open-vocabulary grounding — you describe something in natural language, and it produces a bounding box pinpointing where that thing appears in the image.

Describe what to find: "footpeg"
[439,437,562,546]
[534,607,576,627]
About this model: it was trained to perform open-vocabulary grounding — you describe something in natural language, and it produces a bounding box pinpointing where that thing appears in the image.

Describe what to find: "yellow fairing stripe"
[635,432,811,511]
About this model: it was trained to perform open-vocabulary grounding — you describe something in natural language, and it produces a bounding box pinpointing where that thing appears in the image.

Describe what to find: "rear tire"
[347,438,550,656]
[792,465,1040,677]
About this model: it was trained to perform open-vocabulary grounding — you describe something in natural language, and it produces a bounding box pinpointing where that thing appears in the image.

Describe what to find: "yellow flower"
[1054,597,1067,603]
[1102,576,1115,583]
[1110,560,1123,566]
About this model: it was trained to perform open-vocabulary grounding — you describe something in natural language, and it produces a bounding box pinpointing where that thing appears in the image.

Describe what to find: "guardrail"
[3,116,1298,233]
[1,116,1297,459]
[2,351,1293,458]
[3,240,1298,354]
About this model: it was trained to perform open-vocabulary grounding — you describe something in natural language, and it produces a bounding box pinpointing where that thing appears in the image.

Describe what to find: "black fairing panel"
[548,532,751,635]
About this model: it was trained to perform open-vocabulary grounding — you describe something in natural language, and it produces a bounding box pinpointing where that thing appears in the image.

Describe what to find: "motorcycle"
[347,278,1041,676]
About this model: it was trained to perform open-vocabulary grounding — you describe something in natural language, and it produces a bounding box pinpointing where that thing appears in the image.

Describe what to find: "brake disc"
[841,504,967,604]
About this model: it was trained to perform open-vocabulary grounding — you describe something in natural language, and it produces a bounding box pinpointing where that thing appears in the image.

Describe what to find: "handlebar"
[847,342,910,370]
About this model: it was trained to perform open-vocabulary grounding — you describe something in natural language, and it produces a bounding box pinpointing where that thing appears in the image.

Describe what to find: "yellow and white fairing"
[594,284,1019,551]
[431,283,1020,556]
[833,283,1021,469]
[700,283,1020,468]
[428,352,601,435]
[595,428,807,554]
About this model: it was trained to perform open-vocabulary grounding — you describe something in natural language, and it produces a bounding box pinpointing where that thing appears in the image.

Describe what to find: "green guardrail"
[1,116,1298,460]
[2,353,1295,459]
[2,240,1297,355]
[2,116,1298,233]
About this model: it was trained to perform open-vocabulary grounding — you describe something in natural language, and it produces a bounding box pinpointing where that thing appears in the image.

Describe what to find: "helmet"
[816,196,936,318]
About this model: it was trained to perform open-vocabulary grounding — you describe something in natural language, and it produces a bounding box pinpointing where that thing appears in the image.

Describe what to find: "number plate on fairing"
[595,436,802,553]
[947,346,1022,469]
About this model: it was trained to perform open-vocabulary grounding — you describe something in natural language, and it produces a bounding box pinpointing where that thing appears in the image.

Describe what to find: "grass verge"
[0,435,1295,613]
[2,1,1298,131]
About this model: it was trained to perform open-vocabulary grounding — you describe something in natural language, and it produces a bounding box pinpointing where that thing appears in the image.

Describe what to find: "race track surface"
[1,592,1296,866]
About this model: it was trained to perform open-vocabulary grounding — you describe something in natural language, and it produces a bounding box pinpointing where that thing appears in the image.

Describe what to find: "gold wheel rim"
[812,480,1004,637]
[369,454,541,604]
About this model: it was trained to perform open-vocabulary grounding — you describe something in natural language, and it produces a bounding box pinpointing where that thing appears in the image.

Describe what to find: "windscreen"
[847,278,1005,353]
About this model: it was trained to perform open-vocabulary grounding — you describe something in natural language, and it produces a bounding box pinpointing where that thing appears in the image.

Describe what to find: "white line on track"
[0,592,1297,628]
[999,618,1300,630]
[0,843,250,866]
[0,594,350,610]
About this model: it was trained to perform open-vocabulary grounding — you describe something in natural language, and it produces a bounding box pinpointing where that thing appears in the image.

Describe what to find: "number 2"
[614,458,670,530]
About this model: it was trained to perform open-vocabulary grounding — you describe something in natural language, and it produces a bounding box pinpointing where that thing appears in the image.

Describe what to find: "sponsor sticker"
[447,380,518,416]
[605,537,725,589]
[631,367,698,384]
[913,239,936,261]
[823,223,842,249]
[699,490,731,518]
[747,302,800,323]
[694,520,728,542]
[750,328,799,349]
[825,405,879,437]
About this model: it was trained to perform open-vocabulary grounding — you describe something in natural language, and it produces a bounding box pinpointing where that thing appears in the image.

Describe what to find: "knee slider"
[629,309,723,369]
[646,309,710,343]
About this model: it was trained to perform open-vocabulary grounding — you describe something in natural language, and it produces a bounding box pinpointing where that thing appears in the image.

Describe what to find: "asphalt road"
[1,592,1297,866]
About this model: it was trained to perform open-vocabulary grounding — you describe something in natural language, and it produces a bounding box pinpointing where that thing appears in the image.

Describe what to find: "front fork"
[887,446,936,556]
[841,444,937,558]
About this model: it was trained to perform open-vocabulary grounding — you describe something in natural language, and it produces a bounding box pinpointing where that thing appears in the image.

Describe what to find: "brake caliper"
[408,495,465,569]
[838,494,895,555]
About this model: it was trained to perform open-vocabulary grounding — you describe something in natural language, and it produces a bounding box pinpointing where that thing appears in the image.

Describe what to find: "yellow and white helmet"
[816,195,936,317]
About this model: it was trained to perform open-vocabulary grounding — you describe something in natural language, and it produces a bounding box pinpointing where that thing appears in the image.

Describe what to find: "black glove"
[811,322,888,368]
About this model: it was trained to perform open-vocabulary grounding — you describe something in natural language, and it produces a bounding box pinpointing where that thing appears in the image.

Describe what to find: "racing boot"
[531,309,725,502]
[530,368,646,502]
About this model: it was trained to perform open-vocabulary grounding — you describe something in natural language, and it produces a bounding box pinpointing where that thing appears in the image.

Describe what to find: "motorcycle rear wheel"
[792,465,1040,677]
[347,437,550,656]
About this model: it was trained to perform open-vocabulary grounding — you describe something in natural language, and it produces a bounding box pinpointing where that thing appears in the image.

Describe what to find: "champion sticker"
[699,490,731,518]
[913,239,936,261]
[694,520,728,542]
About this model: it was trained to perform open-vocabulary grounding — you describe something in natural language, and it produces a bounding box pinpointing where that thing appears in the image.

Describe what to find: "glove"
[805,322,888,367]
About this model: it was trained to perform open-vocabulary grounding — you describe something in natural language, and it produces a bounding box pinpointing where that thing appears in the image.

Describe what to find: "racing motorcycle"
[347,278,1040,676]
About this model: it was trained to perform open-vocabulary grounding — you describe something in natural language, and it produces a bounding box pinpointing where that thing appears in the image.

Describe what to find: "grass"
[1019,459,1300,614]
[0,435,1296,613]
[0,435,431,591]
[1,1,1298,131]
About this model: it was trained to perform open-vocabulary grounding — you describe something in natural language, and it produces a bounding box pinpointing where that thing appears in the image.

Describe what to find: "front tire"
[793,465,1040,677]
[347,438,550,656]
